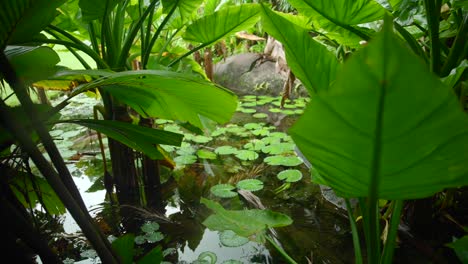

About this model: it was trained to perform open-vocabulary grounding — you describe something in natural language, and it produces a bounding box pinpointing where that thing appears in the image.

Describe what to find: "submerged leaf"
[210,184,238,198]
[201,198,292,237]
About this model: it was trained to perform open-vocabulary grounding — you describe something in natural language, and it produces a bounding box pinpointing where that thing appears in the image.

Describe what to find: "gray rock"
[214,53,306,97]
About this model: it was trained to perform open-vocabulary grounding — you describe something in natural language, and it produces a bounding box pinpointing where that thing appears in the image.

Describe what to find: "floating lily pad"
[197,149,217,159]
[160,145,175,152]
[174,155,197,165]
[176,144,196,155]
[251,128,270,136]
[235,150,259,161]
[280,109,296,115]
[269,108,282,113]
[135,235,146,245]
[277,169,303,183]
[243,95,257,100]
[210,184,238,198]
[145,232,164,243]
[261,142,295,155]
[283,104,296,109]
[261,136,282,146]
[242,102,257,107]
[294,109,304,114]
[253,113,268,119]
[141,222,160,233]
[226,125,247,134]
[219,230,249,247]
[240,108,256,114]
[268,132,289,140]
[191,135,213,144]
[50,129,64,137]
[244,123,263,130]
[211,127,227,137]
[264,155,303,166]
[215,146,238,155]
[243,140,265,151]
[236,179,264,192]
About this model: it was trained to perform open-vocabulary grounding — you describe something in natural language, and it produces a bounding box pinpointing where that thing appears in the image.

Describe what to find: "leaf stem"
[423,0,442,75]
[345,198,363,264]
[381,200,404,264]
[265,235,298,264]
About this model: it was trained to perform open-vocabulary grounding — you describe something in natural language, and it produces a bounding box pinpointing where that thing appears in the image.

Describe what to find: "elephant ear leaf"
[0,0,66,50]
[290,18,468,200]
[287,0,387,47]
[183,4,261,46]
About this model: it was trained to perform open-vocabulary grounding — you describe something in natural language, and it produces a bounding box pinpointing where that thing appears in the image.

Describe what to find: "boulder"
[214,53,305,97]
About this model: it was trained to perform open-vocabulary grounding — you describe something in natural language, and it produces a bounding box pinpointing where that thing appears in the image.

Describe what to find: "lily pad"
[242,102,257,107]
[141,222,160,233]
[244,123,264,130]
[191,135,213,144]
[243,140,265,151]
[269,108,282,113]
[164,124,183,134]
[240,108,256,114]
[280,109,296,115]
[235,150,259,161]
[253,113,268,119]
[264,155,303,166]
[251,128,270,136]
[215,146,238,155]
[145,232,164,243]
[197,149,217,160]
[219,230,249,247]
[261,142,295,155]
[210,184,238,198]
[211,127,227,137]
[226,125,247,135]
[236,179,264,192]
[268,132,289,140]
[174,155,197,165]
[176,144,196,155]
[277,169,303,183]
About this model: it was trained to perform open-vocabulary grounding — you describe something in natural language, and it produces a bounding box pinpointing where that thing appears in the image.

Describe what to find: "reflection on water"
[63,164,106,234]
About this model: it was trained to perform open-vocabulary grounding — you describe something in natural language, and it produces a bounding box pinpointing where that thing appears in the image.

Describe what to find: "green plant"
[260,1,468,263]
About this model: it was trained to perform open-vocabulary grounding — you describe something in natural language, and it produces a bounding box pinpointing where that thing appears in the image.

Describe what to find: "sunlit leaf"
[290,20,468,199]
[72,70,237,129]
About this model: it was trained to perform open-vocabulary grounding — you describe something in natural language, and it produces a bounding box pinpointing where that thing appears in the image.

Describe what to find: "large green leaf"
[290,20,468,199]
[162,0,204,21]
[288,0,387,46]
[79,0,122,22]
[0,0,66,50]
[112,234,135,264]
[260,6,339,94]
[57,119,183,160]
[72,70,238,128]
[201,198,292,238]
[183,4,261,45]
[5,46,60,84]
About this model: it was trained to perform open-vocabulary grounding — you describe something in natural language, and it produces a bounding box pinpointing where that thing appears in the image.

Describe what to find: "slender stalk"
[33,38,109,69]
[393,22,428,64]
[345,199,363,264]
[142,0,179,68]
[155,27,183,64]
[381,200,404,264]
[117,0,159,68]
[265,235,298,264]
[423,0,442,75]
[0,52,119,263]
[45,29,92,69]
[168,42,211,68]
[441,14,468,76]
[88,22,101,55]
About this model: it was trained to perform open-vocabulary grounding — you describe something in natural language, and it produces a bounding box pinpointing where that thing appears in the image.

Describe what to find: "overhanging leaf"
[162,0,204,21]
[0,0,66,50]
[79,0,122,22]
[112,234,135,264]
[290,20,468,199]
[260,5,339,94]
[201,198,292,237]
[57,119,183,160]
[183,4,261,45]
[5,46,60,84]
[287,0,386,46]
[72,70,237,128]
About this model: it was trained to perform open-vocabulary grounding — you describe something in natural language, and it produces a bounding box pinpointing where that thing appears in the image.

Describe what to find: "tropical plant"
[259,0,468,263]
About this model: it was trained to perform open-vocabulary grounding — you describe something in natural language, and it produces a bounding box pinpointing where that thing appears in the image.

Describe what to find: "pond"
[51,93,356,263]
